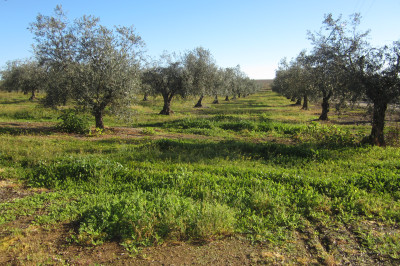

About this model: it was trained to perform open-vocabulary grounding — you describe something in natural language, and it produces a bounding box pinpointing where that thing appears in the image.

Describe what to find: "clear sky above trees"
[0,0,399,79]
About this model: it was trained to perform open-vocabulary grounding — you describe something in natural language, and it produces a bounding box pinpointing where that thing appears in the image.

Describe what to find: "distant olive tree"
[183,47,217,108]
[142,54,189,115]
[29,5,143,128]
[221,67,235,101]
[227,65,259,99]
[210,67,226,104]
[0,59,46,100]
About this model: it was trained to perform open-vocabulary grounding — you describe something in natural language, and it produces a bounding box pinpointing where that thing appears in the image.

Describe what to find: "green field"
[0,90,399,265]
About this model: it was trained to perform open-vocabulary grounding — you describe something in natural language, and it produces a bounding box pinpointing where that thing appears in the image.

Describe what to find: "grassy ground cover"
[0,90,399,264]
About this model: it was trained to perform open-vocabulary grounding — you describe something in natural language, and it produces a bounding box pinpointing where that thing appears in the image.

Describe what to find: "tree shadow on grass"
[0,99,29,105]
[0,125,56,135]
[103,138,358,165]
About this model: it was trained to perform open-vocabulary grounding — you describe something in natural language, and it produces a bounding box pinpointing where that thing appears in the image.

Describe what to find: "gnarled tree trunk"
[160,94,173,115]
[369,100,388,146]
[212,95,219,104]
[302,94,309,110]
[295,98,302,105]
[224,95,230,101]
[194,95,204,108]
[29,89,37,101]
[319,90,332,121]
[94,108,104,129]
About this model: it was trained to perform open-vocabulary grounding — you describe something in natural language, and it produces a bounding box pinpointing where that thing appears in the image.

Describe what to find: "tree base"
[361,135,386,147]
[159,109,174,115]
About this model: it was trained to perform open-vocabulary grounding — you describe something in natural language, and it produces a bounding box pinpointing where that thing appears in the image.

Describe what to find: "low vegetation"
[0,89,399,264]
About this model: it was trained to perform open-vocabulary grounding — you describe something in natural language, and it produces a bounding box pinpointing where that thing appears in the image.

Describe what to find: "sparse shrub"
[141,127,156,135]
[88,127,104,137]
[296,122,359,146]
[57,109,91,134]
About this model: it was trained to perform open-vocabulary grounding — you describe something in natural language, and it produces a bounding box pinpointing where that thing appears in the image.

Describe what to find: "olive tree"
[273,54,316,110]
[142,55,189,115]
[29,5,76,106]
[221,67,236,101]
[351,42,400,145]
[210,67,225,104]
[316,13,400,145]
[0,59,46,100]
[29,5,143,128]
[183,47,217,108]
[307,19,352,120]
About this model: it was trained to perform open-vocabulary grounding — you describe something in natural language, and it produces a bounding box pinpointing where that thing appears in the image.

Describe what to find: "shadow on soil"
[0,125,56,135]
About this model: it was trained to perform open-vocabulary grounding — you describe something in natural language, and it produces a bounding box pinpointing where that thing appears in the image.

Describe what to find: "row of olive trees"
[0,6,259,127]
[272,13,400,146]
[141,50,259,115]
[0,59,46,101]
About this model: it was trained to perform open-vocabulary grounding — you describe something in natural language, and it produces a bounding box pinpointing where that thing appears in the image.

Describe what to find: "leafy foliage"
[56,110,91,135]
[274,13,400,145]
[29,5,143,128]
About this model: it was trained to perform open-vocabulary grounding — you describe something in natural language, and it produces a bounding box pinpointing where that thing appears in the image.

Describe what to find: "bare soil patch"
[0,180,44,203]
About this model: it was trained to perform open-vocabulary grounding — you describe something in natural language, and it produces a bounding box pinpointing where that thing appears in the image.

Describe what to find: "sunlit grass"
[0,89,399,260]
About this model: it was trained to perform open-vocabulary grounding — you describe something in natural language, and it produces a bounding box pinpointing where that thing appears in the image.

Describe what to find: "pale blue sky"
[1,0,399,79]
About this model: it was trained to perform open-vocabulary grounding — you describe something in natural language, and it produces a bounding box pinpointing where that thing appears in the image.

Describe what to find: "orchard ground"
[0,88,399,265]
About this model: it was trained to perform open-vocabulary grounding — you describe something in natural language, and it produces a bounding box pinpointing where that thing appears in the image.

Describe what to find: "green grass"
[0,90,399,260]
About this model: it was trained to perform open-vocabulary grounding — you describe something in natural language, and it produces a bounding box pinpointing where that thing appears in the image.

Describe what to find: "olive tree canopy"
[0,59,46,100]
[142,54,189,115]
[29,5,144,128]
[315,13,400,145]
[183,47,217,108]
[275,13,400,146]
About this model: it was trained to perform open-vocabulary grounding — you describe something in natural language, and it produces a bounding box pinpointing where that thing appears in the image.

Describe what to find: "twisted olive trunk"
[369,100,388,146]
[301,95,309,110]
[29,89,37,101]
[94,108,104,129]
[319,90,333,121]
[212,95,219,104]
[194,95,204,108]
[160,94,173,115]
